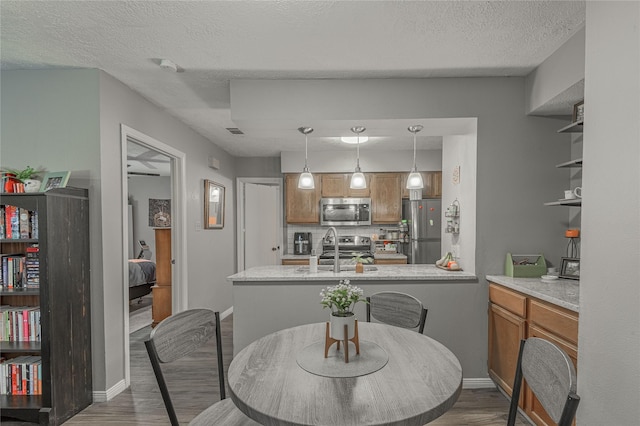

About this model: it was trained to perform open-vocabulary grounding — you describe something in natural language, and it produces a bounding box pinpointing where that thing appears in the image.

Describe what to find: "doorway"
[236,178,283,271]
[120,124,188,386]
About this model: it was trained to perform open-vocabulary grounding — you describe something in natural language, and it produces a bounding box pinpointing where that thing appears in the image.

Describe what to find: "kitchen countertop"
[228,264,476,282]
[486,275,579,312]
[280,253,407,260]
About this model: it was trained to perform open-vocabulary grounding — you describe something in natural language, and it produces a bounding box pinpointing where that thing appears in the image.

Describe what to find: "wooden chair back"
[366,291,428,334]
[508,337,580,426]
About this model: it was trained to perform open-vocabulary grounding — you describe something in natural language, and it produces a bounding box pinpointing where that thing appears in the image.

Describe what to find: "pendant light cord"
[356,135,360,168]
[304,134,309,168]
[412,133,417,171]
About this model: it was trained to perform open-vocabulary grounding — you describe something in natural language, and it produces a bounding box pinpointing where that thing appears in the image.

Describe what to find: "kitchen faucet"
[324,227,340,273]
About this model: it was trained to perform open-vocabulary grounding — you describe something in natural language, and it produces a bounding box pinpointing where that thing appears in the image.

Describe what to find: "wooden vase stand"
[324,320,360,363]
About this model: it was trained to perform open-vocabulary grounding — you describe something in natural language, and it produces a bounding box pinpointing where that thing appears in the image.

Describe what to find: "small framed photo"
[572,100,584,123]
[560,257,580,280]
[40,171,70,192]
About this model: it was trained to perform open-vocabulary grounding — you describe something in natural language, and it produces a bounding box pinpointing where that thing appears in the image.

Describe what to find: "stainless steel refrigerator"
[402,199,442,264]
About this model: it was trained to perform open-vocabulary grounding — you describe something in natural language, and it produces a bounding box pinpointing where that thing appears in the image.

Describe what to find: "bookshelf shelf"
[0,188,92,425]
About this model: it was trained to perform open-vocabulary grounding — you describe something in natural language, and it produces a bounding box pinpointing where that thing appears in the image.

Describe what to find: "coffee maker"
[294,232,312,255]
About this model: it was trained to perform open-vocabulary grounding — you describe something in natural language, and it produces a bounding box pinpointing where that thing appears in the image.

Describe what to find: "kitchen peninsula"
[228,264,477,356]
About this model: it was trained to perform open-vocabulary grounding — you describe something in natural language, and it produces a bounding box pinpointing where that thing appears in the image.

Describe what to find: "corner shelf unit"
[546,118,584,207]
[0,188,92,425]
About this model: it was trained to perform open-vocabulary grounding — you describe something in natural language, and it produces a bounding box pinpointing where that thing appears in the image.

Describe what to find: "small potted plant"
[351,252,373,273]
[1,166,43,193]
[320,279,367,339]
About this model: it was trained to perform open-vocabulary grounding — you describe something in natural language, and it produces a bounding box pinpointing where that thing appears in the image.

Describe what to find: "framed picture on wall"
[572,100,584,123]
[39,171,70,192]
[204,180,225,229]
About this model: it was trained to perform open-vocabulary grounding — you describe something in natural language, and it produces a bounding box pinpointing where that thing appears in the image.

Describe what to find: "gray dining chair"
[507,337,580,426]
[366,291,428,334]
[144,309,258,426]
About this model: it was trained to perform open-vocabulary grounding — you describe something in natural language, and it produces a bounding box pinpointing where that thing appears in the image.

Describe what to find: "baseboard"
[462,378,495,389]
[92,379,127,402]
[220,306,233,320]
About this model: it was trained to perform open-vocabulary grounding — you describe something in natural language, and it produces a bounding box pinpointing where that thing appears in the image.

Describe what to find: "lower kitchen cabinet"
[488,282,579,426]
[282,259,315,266]
[373,258,407,264]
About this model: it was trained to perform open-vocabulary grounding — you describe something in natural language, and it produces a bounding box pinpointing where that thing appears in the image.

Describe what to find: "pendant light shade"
[349,126,367,189]
[297,127,315,189]
[406,125,424,190]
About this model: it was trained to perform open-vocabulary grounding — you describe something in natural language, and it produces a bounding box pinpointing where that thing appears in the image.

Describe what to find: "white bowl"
[541,275,559,281]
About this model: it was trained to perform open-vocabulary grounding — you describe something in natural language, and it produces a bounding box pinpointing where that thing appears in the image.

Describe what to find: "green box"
[504,253,547,278]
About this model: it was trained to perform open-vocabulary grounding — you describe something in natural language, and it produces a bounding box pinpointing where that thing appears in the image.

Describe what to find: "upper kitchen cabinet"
[401,171,442,199]
[285,174,321,224]
[370,173,402,223]
[321,174,371,197]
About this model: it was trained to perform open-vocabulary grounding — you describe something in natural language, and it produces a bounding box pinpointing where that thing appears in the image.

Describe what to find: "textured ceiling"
[1,1,585,157]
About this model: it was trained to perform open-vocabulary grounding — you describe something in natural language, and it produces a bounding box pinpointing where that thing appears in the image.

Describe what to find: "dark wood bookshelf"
[0,188,92,425]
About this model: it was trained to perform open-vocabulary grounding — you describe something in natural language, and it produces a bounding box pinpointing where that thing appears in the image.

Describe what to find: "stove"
[319,235,374,265]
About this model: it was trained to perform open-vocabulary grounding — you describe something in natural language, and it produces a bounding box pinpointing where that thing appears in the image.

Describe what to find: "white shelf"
[556,158,583,168]
[544,199,582,207]
[557,120,584,133]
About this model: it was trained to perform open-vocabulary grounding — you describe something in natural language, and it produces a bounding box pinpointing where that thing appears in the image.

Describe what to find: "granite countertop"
[486,275,579,312]
[281,253,407,260]
[229,264,477,283]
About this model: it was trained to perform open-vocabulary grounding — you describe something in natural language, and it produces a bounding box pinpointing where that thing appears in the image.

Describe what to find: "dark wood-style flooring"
[2,315,528,425]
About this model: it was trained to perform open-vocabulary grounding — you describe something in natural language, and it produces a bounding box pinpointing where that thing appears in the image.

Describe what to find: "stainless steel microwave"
[320,198,371,226]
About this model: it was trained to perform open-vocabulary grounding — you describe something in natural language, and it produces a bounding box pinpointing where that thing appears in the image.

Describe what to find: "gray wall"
[235,156,281,177]
[232,77,571,377]
[1,69,240,394]
[578,3,640,424]
[98,71,238,390]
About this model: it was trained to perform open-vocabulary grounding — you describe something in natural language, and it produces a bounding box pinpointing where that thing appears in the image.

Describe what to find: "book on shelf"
[0,306,40,342]
[0,205,39,240]
[0,355,42,395]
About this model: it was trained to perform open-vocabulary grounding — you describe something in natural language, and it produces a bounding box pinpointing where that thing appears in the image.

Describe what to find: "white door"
[244,183,280,269]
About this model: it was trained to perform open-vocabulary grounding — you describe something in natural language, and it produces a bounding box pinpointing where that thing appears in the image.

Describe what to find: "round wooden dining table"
[228,322,462,426]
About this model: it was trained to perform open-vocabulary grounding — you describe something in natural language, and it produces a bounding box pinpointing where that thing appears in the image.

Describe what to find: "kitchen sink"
[295,265,378,272]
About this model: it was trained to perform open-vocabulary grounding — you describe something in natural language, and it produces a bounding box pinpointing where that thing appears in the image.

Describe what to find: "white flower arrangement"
[320,279,367,317]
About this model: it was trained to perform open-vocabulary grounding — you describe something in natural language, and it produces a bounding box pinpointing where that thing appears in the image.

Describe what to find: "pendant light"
[297,127,315,189]
[349,126,367,189]
[406,125,424,189]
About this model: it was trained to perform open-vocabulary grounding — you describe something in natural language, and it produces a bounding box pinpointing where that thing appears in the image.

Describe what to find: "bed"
[128,259,156,301]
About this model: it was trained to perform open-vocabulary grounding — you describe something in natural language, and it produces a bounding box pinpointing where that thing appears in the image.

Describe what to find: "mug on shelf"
[564,187,582,200]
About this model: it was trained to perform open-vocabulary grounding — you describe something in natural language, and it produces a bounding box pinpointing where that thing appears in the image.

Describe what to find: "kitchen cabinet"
[401,171,442,199]
[320,173,370,197]
[370,173,402,223]
[488,282,579,426]
[285,174,322,224]
[374,258,407,265]
[282,258,315,266]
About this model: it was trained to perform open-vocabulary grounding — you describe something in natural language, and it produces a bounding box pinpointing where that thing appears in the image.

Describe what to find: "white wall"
[525,27,586,115]
[578,3,640,424]
[442,134,477,274]
[127,176,171,262]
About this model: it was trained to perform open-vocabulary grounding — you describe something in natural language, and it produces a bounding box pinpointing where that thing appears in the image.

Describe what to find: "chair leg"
[366,297,371,322]
[145,341,180,426]
[507,339,526,426]
[558,393,581,426]
[215,311,226,400]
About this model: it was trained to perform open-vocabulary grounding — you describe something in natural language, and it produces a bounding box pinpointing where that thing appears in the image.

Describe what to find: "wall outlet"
[195,220,202,231]
[452,244,460,259]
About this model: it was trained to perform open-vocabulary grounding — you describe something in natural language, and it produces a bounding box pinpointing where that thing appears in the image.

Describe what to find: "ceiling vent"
[226,127,244,135]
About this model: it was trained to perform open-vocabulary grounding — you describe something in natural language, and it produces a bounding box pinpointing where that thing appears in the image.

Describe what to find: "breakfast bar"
[228,264,478,359]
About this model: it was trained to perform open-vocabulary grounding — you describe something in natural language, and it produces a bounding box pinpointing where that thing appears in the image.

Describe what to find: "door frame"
[236,177,283,271]
[120,124,188,386]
